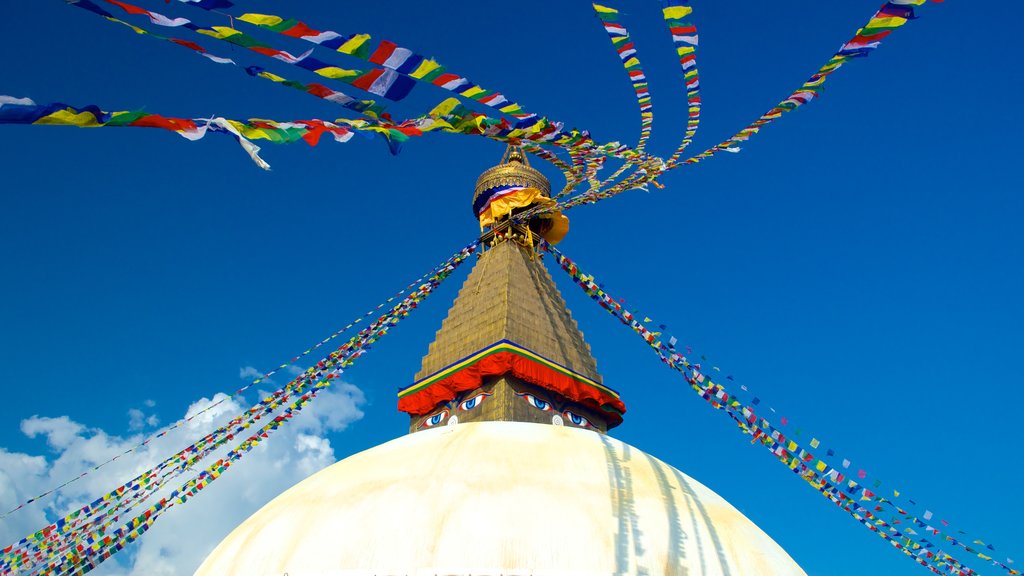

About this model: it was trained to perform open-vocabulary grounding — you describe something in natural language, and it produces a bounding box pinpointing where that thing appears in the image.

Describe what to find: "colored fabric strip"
[67,0,385,118]
[0,240,479,522]
[521,144,581,195]
[425,98,645,167]
[680,0,939,167]
[477,187,546,229]
[473,186,569,245]
[0,96,370,169]
[543,240,1015,576]
[397,339,625,424]
[78,0,415,105]
[660,0,702,164]
[56,0,944,208]
[163,0,648,188]
[2,241,480,576]
[593,3,654,152]
[219,9,528,115]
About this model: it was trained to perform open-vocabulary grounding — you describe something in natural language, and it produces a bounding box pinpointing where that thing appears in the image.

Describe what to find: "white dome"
[196,422,805,576]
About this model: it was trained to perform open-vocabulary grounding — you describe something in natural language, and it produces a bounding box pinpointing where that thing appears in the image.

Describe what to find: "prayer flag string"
[660,0,702,165]
[542,240,1017,576]
[0,240,480,521]
[38,0,944,203]
[174,3,534,118]
[0,96,370,169]
[522,143,581,196]
[72,0,417,105]
[1,241,479,576]
[557,0,938,208]
[592,3,654,152]
[680,0,939,166]
[67,0,386,118]
[141,0,650,184]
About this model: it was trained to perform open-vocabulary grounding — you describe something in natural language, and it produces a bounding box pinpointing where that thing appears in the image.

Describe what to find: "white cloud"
[20,415,86,450]
[238,365,263,380]
[0,381,366,576]
[127,407,161,431]
[127,408,146,431]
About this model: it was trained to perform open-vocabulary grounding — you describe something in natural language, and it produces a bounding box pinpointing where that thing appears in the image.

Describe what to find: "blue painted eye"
[458,392,492,411]
[517,393,552,411]
[563,410,592,428]
[418,409,449,428]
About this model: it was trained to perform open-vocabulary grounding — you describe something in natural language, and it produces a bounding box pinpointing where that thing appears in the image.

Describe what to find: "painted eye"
[418,409,449,428]
[517,393,552,411]
[563,410,593,428]
[458,393,492,411]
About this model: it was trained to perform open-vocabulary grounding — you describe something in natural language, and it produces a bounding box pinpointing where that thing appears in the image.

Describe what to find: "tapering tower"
[397,145,624,433]
[195,146,807,576]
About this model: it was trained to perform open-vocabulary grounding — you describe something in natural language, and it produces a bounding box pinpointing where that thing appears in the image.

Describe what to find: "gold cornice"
[474,146,551,202]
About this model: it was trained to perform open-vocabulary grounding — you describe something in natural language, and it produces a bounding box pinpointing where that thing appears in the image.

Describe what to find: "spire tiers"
[416,241,599,382]
[397,146,624,433]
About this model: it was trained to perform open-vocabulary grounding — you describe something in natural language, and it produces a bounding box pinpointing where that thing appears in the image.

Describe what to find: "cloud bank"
[0,378,365,575]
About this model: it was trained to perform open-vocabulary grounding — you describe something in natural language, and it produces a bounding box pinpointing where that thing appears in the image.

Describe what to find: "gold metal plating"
[474,145,551,202]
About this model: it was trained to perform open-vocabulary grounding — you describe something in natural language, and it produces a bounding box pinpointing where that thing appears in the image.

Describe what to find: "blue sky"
[1,1,1022,574]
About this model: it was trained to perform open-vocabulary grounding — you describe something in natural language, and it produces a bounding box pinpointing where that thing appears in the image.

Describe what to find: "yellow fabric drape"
[478,187,570,245]
[479,187,547,228]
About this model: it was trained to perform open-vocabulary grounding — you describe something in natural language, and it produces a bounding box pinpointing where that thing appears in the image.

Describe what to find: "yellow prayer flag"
[257,71,287,83]
[816,461,827,472]
[237,13,284,27]
[35,109,104,127]
[228,121,272,141]
[864,16,908,30]
[429,98,461,118]
[409,58,441,79]
[663,6,693,19]
[338,34,371,55]
[623,57,641,68]
[315,67,360,80]
[593,4,618,15]
[209,26,243,39]
[810,438,820,448]
[804,76,827,88]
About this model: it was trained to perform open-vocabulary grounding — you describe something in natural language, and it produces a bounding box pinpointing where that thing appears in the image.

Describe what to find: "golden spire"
[395,146,618,433]
[473,144,551,211]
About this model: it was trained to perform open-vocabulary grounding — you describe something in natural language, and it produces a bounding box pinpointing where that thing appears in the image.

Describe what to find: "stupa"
[195,146,807,576]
